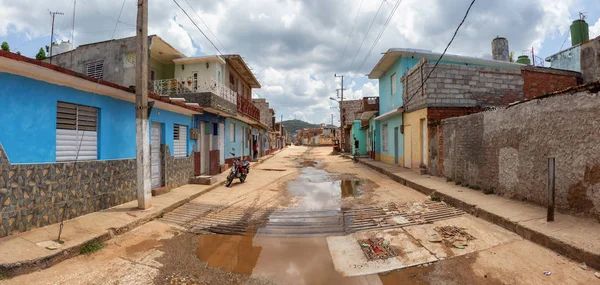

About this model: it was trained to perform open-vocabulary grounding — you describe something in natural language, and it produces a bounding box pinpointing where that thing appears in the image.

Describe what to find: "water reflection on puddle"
[196,165,377,284]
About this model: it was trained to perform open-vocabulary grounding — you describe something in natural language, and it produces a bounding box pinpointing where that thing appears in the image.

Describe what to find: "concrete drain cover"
[358,238,397,261]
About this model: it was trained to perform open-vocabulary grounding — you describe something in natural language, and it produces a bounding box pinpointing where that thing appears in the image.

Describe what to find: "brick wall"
[427,107,482,176]
[403,60,525,111]
[521,67,580,99]
[442,84,600,219]
[341,100,362,126]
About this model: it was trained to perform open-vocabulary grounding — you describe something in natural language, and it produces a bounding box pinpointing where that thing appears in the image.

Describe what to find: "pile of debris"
[430,225,476,249]
[358,238,397,261]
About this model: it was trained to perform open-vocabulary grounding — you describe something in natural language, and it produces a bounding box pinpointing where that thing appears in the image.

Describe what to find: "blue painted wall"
[351,120,367,155]
[379,114,404,163]
[378,57,422,114]
[149,109,194,156]
[0,72,193,163]
[224,118,250,159]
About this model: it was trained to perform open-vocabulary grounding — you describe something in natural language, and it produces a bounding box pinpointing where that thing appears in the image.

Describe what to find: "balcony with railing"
[237,94,260,122]
[152,77,238,115]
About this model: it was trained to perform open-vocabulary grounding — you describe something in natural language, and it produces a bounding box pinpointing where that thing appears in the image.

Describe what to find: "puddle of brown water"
[340,179,362,198]
[196,234,357,285]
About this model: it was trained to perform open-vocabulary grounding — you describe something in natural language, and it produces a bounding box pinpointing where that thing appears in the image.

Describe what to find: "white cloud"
[590,17,600,39]
[0,0,585,124]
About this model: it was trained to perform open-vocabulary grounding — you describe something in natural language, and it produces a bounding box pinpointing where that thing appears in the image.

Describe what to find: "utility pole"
[48,10,64,64]
[331,113,334,126]
[136,0,151,209]
[334,74,344,151]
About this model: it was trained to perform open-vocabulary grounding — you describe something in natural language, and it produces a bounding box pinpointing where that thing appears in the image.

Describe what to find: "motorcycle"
[226,149,250,187]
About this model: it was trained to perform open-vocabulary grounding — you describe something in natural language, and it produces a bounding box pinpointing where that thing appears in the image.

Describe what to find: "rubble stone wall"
[442,86,600,219]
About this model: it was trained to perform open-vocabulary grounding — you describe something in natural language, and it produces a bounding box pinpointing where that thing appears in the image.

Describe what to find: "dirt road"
[3,146,598,285]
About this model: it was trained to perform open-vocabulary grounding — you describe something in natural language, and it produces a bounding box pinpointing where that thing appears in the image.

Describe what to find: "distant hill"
[282,120,320,134]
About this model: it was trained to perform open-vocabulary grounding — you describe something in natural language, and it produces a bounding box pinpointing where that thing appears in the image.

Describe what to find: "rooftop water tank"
[570,19,589,46]
[516,55,531,65]
[491,37,509,61]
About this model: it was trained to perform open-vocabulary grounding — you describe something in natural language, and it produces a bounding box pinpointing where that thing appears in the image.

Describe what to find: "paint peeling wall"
[442,87,600,219]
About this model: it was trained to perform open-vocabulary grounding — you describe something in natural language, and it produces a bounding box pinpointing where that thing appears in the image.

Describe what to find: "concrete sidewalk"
[352,157,600,270]
[0,151,282,277]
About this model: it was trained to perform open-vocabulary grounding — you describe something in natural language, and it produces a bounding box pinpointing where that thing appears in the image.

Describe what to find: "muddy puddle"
[193,160,452,284]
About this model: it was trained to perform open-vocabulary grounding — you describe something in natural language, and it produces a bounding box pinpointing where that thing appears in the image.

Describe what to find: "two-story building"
[369,43,581,174]
[48,35,273,175]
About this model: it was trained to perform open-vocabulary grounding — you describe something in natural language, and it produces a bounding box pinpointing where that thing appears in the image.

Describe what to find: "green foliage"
[1,42,9,52]
[80,240,105,254]
[16,51,21,55]
[35,48,47,60]
[282,120,321,134]
[430,193,441,202]
[509,51,515,62]
[45,45,50,53]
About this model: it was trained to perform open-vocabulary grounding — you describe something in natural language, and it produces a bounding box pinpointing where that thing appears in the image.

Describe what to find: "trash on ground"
[595,272,600,279]
[543,271,552,276]
[434,225,475,249]
[580,262,588,270]
[357,238,397,261]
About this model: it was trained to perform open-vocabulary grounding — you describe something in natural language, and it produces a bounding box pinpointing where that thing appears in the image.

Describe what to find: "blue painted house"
[368,49,427,165]
[0,51,201,237]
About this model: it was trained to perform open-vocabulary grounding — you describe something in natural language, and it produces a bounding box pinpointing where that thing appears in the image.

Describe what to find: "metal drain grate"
[358,238,397,261]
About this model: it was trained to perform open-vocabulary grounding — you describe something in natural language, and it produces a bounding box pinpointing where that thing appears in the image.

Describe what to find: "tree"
[1,42,9,52]
[509,51,515,63]
[35,48,47,60]
[16,51,21,55]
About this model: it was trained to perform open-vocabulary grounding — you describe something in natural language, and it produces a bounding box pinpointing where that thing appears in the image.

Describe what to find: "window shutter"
[56,102,98,161]
[85,60,104,79]
[173,124,187,157]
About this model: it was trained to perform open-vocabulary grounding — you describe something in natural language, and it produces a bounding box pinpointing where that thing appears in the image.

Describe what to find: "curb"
[0,150,284,278]
[353,157,600,270]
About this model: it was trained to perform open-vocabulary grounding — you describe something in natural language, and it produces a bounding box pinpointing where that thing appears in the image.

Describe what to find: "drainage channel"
[161,163,465,237]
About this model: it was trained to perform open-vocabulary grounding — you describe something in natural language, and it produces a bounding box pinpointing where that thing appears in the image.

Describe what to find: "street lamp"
[329,97,339,102]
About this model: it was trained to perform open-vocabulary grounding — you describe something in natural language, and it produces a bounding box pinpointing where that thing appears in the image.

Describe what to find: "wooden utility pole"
[136,0,151,209]
[48,10,64,64]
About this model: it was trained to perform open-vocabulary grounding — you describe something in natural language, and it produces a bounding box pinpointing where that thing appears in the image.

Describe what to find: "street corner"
[325,228,439,277]
[403,215,522,260]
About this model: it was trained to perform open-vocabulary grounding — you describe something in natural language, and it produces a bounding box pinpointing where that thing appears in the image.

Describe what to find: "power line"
[404,0,476,107]
[172,0,224,56]
[340,0,364,64]
[346,0,386,74]
[355,0,404,75]
[112,0,127,39]
[79,0,135,26]
[183,0,228,54]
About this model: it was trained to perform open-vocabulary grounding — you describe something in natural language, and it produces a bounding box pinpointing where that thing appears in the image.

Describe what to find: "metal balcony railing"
[237,94,260,122]
[152,77,237,104]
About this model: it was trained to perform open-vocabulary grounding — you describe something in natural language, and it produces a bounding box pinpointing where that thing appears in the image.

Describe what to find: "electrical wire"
[340,0,364,64]
[183,0,228,54]
[172,0,224,56]
[346,0,386,74]
[79,0,135,26]
[355,0,404,76]
[404,0,476,107]
[112,0,127,39]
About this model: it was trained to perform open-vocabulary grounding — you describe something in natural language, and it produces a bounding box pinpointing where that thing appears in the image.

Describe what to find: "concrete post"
[136,0,151,209]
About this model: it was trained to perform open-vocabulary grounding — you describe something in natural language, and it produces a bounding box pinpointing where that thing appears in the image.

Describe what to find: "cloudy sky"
[1,0,600,125]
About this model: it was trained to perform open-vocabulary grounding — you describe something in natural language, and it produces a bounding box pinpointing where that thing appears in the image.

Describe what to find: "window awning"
[360,111,378,129]
[374,107,404,121]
